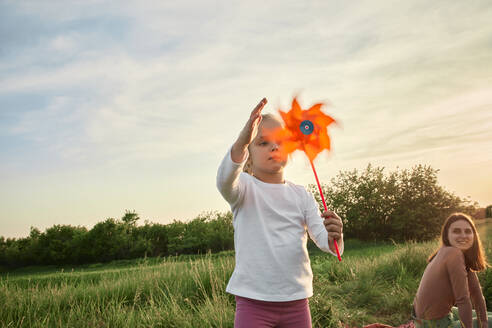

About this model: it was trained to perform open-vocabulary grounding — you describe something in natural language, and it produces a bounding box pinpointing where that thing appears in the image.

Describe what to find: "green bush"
[0,210,234,268]
[486,205,492,218]
[309,164,477,242]
[481,269,492,311]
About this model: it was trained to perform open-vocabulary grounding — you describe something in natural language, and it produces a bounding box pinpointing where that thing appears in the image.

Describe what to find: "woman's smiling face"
[447,220,474,251]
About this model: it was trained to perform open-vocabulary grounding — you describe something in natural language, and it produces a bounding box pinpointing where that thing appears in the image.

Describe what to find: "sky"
[1,1,491,239]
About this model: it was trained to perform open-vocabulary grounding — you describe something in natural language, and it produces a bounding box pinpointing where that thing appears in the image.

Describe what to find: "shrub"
[486,205,492,218]
[309,164,477,242]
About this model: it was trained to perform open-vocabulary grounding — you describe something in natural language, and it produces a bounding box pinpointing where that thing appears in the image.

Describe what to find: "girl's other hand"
[322,210,343,253]
[231,98,267,163]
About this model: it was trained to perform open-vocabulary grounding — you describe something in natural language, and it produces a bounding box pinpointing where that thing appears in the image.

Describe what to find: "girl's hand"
[231,98,267,163]
[322,210,343,254]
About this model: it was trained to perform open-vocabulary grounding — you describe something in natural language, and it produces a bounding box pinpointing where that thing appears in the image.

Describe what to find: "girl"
[413,213,491,328]
[216,98,344,328]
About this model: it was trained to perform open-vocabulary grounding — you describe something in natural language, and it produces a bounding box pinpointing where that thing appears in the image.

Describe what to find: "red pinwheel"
[268,97,342,261]
[269,97,336,161]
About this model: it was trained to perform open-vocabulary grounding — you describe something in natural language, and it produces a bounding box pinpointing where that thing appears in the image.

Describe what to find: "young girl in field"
[216,98,344,328]
[413,213,491,328]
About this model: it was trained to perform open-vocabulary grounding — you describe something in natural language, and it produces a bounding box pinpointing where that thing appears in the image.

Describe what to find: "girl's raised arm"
[217,98,267,206]
[231,98,267,163]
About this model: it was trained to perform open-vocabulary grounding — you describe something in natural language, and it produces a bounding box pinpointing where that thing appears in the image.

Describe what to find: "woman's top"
[216,147,344,301]
[413,246,487,328]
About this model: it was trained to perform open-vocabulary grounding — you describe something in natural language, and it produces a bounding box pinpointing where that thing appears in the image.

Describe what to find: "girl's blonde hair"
[428,212,489,271]
[243,113,283,176]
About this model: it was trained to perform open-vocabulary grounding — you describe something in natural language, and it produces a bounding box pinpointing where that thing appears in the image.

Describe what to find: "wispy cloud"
[1,0,491,237]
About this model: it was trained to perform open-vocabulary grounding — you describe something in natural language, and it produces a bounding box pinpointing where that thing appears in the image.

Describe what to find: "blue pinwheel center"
[299,120,314,135]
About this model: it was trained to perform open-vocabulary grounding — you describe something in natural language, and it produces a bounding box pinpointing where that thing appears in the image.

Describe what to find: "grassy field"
[1,220,490,328]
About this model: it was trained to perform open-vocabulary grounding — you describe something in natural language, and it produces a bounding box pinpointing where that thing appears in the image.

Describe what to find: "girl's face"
[447,220,474,251]
[249,119,287,176]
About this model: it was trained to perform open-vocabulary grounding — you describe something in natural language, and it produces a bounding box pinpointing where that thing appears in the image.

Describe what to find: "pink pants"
[234,295,312,328]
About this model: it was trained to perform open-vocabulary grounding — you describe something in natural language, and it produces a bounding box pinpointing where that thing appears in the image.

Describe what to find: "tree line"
[0,211,234,268]
[1,164,481,269]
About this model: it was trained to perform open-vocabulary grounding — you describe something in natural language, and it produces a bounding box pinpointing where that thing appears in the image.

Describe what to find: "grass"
[1,220,490,327]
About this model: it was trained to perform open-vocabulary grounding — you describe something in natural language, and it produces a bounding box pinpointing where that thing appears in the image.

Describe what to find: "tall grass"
[310,241,434,327]
[1,255,236,327]
[1,221,490,328]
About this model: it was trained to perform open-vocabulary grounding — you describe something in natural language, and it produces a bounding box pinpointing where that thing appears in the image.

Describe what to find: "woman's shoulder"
[438,245,462,256]
[439,246,466,264]
[440,245,463,255]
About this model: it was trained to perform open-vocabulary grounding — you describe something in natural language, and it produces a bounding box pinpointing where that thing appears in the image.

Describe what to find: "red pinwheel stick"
[309,160,342,262]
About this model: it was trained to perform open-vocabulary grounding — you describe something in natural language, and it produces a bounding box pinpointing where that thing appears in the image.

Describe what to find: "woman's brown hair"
[428,212,488,271]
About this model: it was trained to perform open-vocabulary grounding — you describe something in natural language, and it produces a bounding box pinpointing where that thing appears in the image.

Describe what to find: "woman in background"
[413,213,490,328]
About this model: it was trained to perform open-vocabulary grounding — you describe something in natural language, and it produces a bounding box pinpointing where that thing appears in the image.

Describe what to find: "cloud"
[1,1,492,236]
[1,2,491,167]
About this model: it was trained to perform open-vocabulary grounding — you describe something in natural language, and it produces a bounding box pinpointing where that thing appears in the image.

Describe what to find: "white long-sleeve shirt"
[216,147,344,301]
